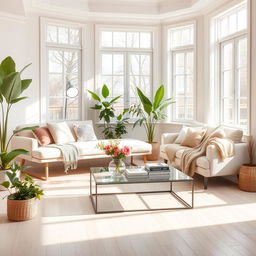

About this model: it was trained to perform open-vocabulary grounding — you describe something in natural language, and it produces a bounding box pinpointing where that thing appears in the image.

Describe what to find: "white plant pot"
[0,169,20,191]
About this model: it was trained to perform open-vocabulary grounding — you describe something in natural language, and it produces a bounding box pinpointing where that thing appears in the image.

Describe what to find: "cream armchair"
[160,131,250,189]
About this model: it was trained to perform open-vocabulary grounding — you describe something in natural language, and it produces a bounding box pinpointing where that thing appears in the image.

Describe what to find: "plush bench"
[11,121,152,180]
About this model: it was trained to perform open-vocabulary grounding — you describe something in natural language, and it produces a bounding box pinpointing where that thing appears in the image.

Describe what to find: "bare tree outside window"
[46,25,81,121]
[100,30,153,117]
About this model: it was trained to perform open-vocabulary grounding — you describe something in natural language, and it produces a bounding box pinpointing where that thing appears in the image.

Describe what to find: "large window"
[168,24,195,121]
[217,3,248,130]
[98,28,153,114]
[43,21,82,121]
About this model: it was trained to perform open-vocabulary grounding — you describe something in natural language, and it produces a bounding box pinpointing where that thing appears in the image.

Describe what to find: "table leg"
[170,182,173,192]
[90,170,92,196]
[95,184,98,213]
[192,180,194,208]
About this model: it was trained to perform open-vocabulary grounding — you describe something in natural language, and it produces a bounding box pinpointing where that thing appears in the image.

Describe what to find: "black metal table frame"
[90,171,194,214]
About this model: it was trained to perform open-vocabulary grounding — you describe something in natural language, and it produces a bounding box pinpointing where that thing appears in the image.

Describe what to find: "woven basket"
[7,197,38,221]
[239,165,256,192]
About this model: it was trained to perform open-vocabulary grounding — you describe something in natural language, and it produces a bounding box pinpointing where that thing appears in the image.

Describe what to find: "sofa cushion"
[31,139,152,160]
[32,126,54,146]
[174,156,209,170]
[47,122,75,144]
[223,127,243,143]
[174,127,189,144]
[73,123,97,142]
[180,128,205,148]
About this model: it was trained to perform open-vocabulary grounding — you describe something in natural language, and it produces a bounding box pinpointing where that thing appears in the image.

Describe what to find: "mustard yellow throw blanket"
[166,127,235,177]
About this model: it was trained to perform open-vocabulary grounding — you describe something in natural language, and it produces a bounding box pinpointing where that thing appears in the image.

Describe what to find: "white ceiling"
[1,0,230,21]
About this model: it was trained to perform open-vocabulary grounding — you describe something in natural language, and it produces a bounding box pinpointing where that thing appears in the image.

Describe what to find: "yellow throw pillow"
[180,128,205,148]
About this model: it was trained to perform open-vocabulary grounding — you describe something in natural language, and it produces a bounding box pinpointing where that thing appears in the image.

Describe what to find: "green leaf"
[91,104,102,110]
[10,96,28,104]
[110,95,121,104]
[87,90,101,102]
[13,126,39,135]
[1,72,22,103]
[0,56,16,76]
[158,98,175,111]
[20,63,32,74]
[104,115,110,123]
[101,84,109,98]
[21,79,32,93]
[102,101,110,108]
[153,85,164,110]
[117,114,122,121]
[0,149,28,168]
[1,181,10,188]
[136,87,152,115]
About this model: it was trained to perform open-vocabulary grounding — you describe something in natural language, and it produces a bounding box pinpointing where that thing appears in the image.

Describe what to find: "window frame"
[95,25,158,122]
[215,2,249,132]
[167,21,197,123]
[40,17,85,122]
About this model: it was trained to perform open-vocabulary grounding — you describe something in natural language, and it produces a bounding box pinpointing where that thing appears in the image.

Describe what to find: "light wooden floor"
[0,157,256,256]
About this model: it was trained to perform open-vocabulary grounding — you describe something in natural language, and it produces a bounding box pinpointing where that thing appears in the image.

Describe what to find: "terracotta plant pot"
[7,197,38,221]
[146,142,160,161]
[239,165,256,192]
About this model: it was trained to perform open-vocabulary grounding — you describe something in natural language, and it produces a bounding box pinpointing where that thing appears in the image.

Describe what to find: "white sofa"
[160,127,250,189]
[11,121,152,180]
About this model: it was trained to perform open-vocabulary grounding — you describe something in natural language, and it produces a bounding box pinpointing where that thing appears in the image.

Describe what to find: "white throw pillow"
[223,127,243,143]
[73,123,97,142]
[47,122,75,144]
[174,127,189,144]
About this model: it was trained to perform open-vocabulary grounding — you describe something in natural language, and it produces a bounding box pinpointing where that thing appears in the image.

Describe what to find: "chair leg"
[130,156,138,166]
[20,159,26,167]
[143,155,147,163]
[204,177,208,190]
[44,163,49,181]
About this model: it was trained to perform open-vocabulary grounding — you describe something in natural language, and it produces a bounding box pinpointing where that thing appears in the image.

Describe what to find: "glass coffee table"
[90,166,194,214]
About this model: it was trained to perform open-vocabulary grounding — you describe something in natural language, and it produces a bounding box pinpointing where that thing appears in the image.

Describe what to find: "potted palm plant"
[1,163,44,221]
[0,56,38,189]
[130,85,175,161]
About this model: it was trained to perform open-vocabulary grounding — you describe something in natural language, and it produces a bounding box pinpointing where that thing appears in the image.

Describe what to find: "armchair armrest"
[161,133,179,145]
[11,136,39,156]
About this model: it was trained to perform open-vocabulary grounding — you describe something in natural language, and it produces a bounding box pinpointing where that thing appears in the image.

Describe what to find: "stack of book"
[145,163,170,179]
[125,168,148,179]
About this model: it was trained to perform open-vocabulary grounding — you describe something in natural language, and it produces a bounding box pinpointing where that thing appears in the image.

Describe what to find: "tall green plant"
[0,57,38,170]
[130,85,175,143]
[87,84,129,139]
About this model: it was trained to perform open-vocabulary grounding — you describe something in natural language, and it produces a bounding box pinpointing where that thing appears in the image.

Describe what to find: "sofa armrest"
[206,142,250,176]
[161,133,179,145]
[11,136,39,156]
[206,143,249,162]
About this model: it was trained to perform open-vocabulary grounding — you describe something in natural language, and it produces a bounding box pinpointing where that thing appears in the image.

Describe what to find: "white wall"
[0,15,40,135]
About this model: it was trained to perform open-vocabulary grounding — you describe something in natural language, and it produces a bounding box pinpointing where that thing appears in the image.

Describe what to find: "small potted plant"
[129,85,175,161]
[1,163,44,221]
[97,141,131,176]
[239,136,256,192]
